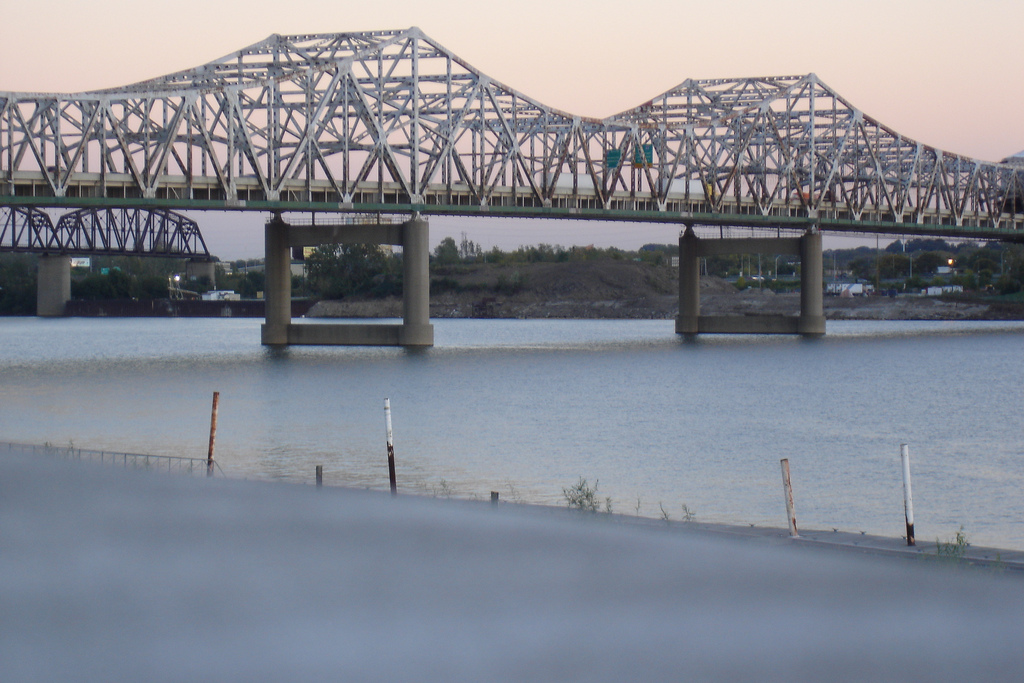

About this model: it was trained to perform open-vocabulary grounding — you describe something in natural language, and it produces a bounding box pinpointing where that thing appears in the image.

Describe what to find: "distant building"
[924,285,963,296]
[826,282,870,296]
[201,290,241,301]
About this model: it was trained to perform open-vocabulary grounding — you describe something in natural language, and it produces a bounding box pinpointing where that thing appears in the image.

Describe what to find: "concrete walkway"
[3,445,1024,682]
[596,513,1024,571]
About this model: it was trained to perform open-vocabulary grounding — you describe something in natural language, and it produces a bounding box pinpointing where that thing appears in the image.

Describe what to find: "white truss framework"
[1,27,1022,236]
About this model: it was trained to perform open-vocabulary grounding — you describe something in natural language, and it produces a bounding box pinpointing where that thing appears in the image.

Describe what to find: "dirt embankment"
[305,261,1024,321]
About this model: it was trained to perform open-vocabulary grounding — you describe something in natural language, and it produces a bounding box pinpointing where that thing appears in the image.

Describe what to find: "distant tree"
[878,253,910,279]
[848,256,875,281]
[306,244,398,299]
[906,238,954,253]
[885,239,906,254]
[978,269,994,288]
[433,237,460,265]
[133,274,170,299]
[458,233,482,261]
[913,251,950,275]
[72,268,133,300]
[904,275,926,290]
[484,246,508,265]
[952,270,978,290]
[996,274,1021,295]
[227,271,264,298]
[0,254,37,314]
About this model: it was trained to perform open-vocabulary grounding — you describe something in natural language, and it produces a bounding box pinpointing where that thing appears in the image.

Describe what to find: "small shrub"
[430,277,462,293]
[563,477,600,512]
[680,504,696,522]
[495,271,526,295]
[434,479,455,499]
[935,526,969,562]
[504,481,523,504]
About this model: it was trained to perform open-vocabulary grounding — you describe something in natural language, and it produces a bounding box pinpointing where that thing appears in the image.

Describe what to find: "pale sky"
[2,0,1021,258]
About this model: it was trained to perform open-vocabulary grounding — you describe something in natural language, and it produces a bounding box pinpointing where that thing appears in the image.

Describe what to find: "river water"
[2,316,1022,549]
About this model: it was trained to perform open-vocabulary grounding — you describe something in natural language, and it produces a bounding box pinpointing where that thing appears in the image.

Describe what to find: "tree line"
[829,239,1024,294]
[4,235,1024,314]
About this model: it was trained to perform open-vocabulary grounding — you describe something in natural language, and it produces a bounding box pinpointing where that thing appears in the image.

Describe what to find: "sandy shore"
[4,445,1024,681]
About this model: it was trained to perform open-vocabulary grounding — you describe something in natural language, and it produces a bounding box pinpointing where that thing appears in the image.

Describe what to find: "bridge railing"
[4,441,225,477]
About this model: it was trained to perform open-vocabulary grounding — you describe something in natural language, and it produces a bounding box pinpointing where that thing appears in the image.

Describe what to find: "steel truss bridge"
[0,207,209,258]
[1,27,1022,241]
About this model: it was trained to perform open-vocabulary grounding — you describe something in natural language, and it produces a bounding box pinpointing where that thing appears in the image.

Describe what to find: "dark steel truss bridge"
[0,206,209,258]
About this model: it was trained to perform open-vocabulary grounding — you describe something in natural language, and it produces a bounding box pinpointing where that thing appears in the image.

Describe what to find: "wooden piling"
[316,465,323,488]
[207,391,219,477]
[491,491,499,505]
[901,444,915,546]
[385,398,396,495]
[780,458,798,537]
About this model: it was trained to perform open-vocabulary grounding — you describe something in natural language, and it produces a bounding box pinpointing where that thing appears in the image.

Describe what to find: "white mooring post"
[385,398,396,495]
[901,444,915,546]
[780,458,799,537]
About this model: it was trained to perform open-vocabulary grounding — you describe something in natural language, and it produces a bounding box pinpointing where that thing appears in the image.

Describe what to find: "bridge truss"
[0,207,209,258]
[1,27,1022,239]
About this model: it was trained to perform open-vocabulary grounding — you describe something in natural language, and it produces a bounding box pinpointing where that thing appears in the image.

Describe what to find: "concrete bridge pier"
[398,217,434,346]
[676,226,701,334]
[261,215,292,345]
[36,254,71,317]
[798,228,825,335]
[675,225,824,336]
[185,259,217,288]
[261,213,433,347]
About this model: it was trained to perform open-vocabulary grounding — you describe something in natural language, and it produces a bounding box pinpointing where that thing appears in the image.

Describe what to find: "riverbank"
[305,261,1024,320]
[307,286,1024,321]
[64,298,314,318]
[4,444,1024,681]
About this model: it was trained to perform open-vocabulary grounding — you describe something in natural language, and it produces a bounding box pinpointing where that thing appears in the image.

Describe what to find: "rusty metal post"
[901,444,915,546]
[780,458,798,537]
[206,391,219,477]
[385,398,396,495]
[316,465,323,488]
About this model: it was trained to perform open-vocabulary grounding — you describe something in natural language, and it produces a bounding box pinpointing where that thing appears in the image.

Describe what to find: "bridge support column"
[674,227,825,336]
[675,226,700,334]
[260,213,433,347]
[185,259,216,288]
[36,255,71,317]
[399,216,433,346]
[798,228,825,336]
[261,215,291,345]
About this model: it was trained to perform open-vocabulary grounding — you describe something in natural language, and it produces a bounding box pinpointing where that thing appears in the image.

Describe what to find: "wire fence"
[3,441,225,477]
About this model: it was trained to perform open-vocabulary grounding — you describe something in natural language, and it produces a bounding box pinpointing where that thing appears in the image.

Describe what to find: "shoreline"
[14,441,1024,572]
[6,442,1024,680]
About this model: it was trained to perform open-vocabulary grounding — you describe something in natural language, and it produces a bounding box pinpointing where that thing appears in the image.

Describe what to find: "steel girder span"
[1,27,1022,239]
[0,207,210,258]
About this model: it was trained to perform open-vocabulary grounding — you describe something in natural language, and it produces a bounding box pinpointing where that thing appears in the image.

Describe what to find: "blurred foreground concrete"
[2,447,1023,682]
